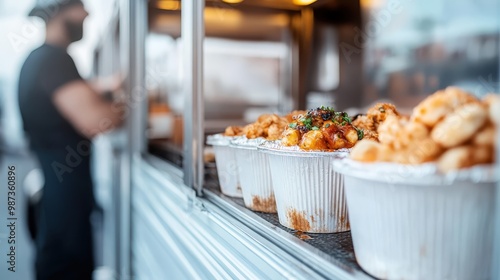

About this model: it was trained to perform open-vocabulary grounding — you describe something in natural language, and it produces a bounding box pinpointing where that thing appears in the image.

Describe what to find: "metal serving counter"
[204,185,369,278]
[132,155,373,280]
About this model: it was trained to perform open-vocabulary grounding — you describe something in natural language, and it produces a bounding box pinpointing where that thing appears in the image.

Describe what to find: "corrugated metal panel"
[131,156,326,280]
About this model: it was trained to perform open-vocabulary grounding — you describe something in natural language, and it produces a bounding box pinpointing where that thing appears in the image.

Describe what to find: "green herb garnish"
[312,126,319,130]
[342,116,351,124]
[289,123,297,129]
[356,128,364,140]
[302,117,313,130]
[325,123,330,128]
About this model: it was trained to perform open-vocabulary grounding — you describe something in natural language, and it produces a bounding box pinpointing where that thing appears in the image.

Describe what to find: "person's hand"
[90,73,123,94]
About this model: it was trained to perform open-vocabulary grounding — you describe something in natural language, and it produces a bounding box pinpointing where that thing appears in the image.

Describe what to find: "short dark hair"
[28,0,83,23]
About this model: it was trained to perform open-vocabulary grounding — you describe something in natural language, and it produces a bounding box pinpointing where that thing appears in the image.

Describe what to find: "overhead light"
[157,0,180,10]
[293,0,317,5]
[222,0,244,3]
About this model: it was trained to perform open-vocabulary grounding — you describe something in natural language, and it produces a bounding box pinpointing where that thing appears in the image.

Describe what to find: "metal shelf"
[203,167,374,280]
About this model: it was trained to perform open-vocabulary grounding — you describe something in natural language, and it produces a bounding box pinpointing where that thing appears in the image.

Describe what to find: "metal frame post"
[119,0,147,278]
[182,0,205,196]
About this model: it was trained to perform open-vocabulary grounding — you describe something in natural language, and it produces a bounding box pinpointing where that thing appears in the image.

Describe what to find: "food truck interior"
[76,0,500,279]
[86,0,500,278]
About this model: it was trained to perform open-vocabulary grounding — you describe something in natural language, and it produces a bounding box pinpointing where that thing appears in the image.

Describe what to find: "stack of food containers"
[206,87,499,280]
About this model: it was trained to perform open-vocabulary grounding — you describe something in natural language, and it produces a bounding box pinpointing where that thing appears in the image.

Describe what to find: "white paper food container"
[333,159,498,280]
[259,141,350,233]
[206,134,242,198]
[230,137,276,213]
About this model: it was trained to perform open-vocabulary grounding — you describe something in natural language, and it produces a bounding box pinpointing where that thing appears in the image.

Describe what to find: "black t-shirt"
[18,43,89,151]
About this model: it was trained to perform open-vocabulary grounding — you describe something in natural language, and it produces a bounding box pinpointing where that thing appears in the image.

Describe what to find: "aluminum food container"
[206,134,242,198]
[230,137,276,213]
[333,159,498,280]
[259,141,350,233]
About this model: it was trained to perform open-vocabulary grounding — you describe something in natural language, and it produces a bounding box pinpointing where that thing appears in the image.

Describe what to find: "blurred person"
[17,1,123,279]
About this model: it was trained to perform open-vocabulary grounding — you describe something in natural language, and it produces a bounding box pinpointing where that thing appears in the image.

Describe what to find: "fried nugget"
[412,87,478,127]
[484,94,500,125]
[282,129,301,146]
[431,103,487,148]
[366,103,400,124]
[224,126,244,136]
[437,145,493,172]
[350,140,381,162]
[300,130,329,150]
[472,124,495,147]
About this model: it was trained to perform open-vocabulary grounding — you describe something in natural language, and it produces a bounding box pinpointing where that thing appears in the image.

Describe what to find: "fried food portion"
[473,124,495,147]
[352,136,441,164]
[224,126,244,136]
[412,87,478,127]
[431,103,487,148]
[484,94,500,125]
[350,140,382,162]
[351,88,497,172]
[437,145,494,173]
[281,129,301,146]
[366,103,400,124]
[352,103,400,141]
[352,115,378,140]
[243,114,289,140]
[378,115,430,150]
[300,130,329,150]
[282,107,363,151]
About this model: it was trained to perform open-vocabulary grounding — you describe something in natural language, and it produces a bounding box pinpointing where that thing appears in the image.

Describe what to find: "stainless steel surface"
[182,0,205,195]
[203,183,373,280]
[132,155,348,279]
[119,0,148,278]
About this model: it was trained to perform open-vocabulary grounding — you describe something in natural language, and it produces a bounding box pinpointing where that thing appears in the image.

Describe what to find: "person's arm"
[53,80,124,139]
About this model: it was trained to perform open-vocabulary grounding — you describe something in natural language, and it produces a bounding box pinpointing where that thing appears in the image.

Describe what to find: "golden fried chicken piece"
[224,126,244,136]
[352,115,378,140]
[366,103,400,124]
[322,124,359,150]
[352,103,400,142]
[412,87,478,127]
[437,145,493,172]
[243,114,288,140]
[282,129,300,146]
[431,103,487,148]
[350,140,382,162]
[393,138,442,164]
[378,115,429,150]
[472,124,495,147]
[300,130,329,150]
[483,94,500,125]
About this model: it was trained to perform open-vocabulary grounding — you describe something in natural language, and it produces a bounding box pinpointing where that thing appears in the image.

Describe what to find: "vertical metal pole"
[492,26,500,278]
[118,0,131,278]
[118,0,147,278]
[493,133,500,280]
[182,0,205,196]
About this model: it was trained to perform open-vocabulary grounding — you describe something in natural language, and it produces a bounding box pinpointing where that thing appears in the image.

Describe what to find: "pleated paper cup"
[259,141,350,233]
[206,134,242,198]
[230,137,276,213]
[333,159,498,280]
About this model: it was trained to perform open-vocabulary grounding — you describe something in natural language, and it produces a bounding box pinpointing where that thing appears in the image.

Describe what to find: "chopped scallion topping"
[356,128,364,140]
